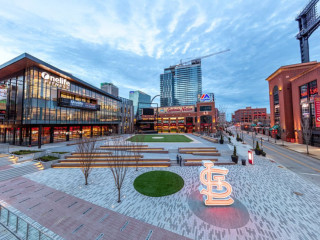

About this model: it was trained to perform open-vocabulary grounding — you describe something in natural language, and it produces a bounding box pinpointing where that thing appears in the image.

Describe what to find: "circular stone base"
[188,190,250,229]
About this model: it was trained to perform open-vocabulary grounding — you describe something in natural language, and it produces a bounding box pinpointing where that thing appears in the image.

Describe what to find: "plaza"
[0,133,319,240]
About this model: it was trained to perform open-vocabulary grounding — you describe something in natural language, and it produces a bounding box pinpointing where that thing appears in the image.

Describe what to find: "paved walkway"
[0,177,190,240]
[0,164,39,182]
[244,131,320,160]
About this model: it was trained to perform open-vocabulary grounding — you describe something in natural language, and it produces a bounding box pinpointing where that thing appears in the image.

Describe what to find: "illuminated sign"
[159,106,194,113]
[248,150,254,164]
[59,98,100,111]
[200,93,214,102]
[314,95,320,127]
[41,72,70,90]
[199,161,234,206]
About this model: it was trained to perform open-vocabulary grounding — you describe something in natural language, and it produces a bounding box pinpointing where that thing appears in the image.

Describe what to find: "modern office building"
[267,61,320,145]
[160,60,202,107]
[101,82,119,97]
[160,66,175,107]
[141,101,216,133]
[0,53,122,147]
[119,97,134,134]
[129,90,151,118]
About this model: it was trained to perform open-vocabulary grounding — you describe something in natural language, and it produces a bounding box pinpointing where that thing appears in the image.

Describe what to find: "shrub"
[255,142,260,150]
[233,146,237,156]
[36,156,59,162]
[11,150,42,155]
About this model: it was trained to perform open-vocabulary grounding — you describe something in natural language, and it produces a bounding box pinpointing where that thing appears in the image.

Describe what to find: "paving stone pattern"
[24,155,320,239]
[0,177,190,240]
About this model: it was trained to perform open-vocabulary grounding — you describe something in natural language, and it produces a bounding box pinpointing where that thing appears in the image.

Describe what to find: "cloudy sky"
[0,0,319,119]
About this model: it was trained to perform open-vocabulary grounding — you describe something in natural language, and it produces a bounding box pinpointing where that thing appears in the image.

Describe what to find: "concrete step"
[0,164,40,182]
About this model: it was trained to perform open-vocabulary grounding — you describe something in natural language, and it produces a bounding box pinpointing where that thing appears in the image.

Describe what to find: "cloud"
[0,0,312,119]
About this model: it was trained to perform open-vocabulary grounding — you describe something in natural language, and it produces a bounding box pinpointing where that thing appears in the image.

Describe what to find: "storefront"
[0,53,121,147]
[141,101,216,133]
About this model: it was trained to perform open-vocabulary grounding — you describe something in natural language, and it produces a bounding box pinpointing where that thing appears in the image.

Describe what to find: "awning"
[269,125,279,130]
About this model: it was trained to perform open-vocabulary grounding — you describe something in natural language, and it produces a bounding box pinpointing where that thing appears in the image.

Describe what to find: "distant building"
[160,60,202,107]
[119,97,134,134]
[233,107,267,124]
[141,101,216,133]
[101,82,119,97]
[218,112,226,124]
[129,90,151,118]
[266,61,320,145]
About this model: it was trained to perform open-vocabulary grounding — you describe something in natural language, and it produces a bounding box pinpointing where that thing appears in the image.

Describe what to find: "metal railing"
[0,203,54,240]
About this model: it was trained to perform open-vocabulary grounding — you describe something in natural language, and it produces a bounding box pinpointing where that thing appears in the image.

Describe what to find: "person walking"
[179,156,182,166]
[176,154,179,164]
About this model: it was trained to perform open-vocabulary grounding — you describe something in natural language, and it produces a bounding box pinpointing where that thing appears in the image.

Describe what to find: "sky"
[0,0,319,120]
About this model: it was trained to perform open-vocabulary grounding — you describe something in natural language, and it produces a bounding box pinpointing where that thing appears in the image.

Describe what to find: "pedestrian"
[176,154,179,164]
[179,156,182,166]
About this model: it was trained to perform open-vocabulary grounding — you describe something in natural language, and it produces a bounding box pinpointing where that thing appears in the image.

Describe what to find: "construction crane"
[179,49,230,66]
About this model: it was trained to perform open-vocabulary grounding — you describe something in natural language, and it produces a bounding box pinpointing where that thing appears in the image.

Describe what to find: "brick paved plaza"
[1,134,320,240]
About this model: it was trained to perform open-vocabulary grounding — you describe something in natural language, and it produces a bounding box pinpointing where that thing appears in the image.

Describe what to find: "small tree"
[77,137,97,185]
[133,134,144,171]
[301,116,312,154]
[255,142,260,150]
[109,137,129,203]
[233,146,237,156]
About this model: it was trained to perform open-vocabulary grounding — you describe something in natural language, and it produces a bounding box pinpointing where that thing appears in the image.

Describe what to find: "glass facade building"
[129,91,151,118]
[0,53,121,146]
[160,60,202,107]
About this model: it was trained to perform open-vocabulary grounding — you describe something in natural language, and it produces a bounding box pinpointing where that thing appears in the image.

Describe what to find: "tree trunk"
[85,174,88,185]
[307,144,309,155]
[117,188,121,203]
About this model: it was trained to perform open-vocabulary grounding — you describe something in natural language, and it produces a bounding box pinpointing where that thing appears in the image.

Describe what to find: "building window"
[299,80,318,127]
[200,106,212,111]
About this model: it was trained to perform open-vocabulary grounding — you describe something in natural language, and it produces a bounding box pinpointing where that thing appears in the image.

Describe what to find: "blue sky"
[0,0,319,119]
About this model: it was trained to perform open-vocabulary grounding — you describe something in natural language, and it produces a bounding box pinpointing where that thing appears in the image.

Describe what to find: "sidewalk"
[249,132,320,160]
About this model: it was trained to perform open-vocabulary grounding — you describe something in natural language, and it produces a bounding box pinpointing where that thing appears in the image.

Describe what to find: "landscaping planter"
[242,159,246,165]
[255,149,261,155]
[231,155,238,163]
[219,140,224,144]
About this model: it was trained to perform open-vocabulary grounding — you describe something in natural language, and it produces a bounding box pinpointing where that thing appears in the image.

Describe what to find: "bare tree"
[301,116,312,154]
[109,137,129,203]
[77,137,97,185]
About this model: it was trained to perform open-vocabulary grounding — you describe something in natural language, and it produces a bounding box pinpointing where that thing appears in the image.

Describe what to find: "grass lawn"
[128,134,192,142]
[36,156,60,162]
[11,150,42,155]
[134,171,184,197]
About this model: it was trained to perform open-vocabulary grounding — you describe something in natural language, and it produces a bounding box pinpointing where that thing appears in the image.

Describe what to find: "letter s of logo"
[41,72,50,80]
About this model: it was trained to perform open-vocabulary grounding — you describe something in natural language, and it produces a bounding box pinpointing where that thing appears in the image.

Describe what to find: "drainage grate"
[0,185,6,189]
[34,187,45,192]
[19,197,31,203]
[25,185,34,188]
[145,230,153,240]
[2,188,13,193]
[17,181,27,185]
[72,224,84,234]
[95,233,104,240]
[10,193,21,198]
[54,196,65,202]
[99,213,109,223]
[120,221,129,232]
[68,201,78,208]
[29,203,41,210]
[83,207,92,215]
[44,191,54,197]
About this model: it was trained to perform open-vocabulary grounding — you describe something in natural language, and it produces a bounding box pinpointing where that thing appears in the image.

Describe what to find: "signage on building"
[314,95,320,127]
[199,93,214,102]
[0,84,7,111]
[159,106,194,114]
[41,72,71,90]
[59,98,100,111]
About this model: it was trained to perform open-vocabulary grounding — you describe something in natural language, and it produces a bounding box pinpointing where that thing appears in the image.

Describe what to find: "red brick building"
[266,61,320,145]
[141,101,216,133]
[233,107,268,124]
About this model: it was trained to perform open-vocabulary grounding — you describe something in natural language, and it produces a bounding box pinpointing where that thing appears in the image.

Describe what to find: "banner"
[0,84,7,111]
[314,95,320,128]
